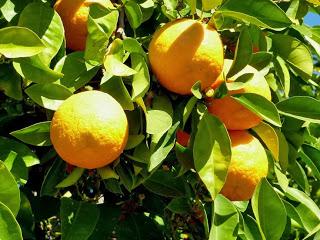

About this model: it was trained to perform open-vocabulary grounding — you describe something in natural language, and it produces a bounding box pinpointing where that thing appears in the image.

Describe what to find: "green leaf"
[25,83,72,111]
[252,178,287,240]
[56,168,84,188]
[202,0,222,11]
[227,27,252,78]
[277,97,320,123]
[0,26,45,58]
[60,198,100,240]
[275,129,289,171]
[285,187,320,232]
[146,110,172,135]
[249,52,273,71]
[166,197,191,214]
[97,166,119,180]
[184,0,196,14]
[104,53,137,77]
[288,159,309,193]
[0,137,39,167]
[54,52,99,92]
[209,194,239,240]
[16,192,34,239]
[40,158,66,197]
[232,93,281,127]
[124,135,144,152]
[271,34,313,80]
[0,201,22,240]
[0,161,20,216]
[193,112,231,199]
[273,56,290,97]
[0,63,22,100]
[241,214,263,240]
[216,0,291,30]
[191,81,202,99]
[131,53,150,99]
[10,121,51,147]
[85,3,119,62]
[252,122,279,161]
[299,144,320,180]
[143,170,186,197]
[125,1,143,29]
[303,224,320,240]
[18,2,64,65]
[148,122,179,171]
[183,96,198,128]
[13,56,63,84]
[100,76,134,111]
[123,37,147,60]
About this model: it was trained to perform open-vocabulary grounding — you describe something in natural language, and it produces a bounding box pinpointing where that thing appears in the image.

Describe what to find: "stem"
[116,7,127,39]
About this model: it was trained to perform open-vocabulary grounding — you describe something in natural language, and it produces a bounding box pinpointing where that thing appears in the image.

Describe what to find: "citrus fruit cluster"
[52,1,270,201]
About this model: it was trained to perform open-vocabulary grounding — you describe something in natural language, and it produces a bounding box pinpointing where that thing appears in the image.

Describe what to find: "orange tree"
[0,0,320,239]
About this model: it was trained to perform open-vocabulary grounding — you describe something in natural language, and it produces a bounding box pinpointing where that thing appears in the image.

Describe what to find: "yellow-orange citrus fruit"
[54,0,109,51]
[50,91,128,169]
[148,19,224,95]
[207,59,271,130]
[220,130,268,201]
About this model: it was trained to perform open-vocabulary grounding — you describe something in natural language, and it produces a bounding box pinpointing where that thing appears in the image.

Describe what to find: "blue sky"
[304,12,319,26]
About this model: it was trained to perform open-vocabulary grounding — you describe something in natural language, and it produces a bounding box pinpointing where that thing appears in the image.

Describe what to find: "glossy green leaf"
[100,76,134,111]
[0,161,20,216]
[232,93,281,127]
[146,110,172,135]
[252,178,287,240]
[85,3,119,62]
[210,194,239,240]
[216,0,291,30]
[0,26,45,58]
[273,56,290,97]
[143,170,186,197]
[184,0,196,14]
[191,81,202,99]
[13,56,63,84]
[40,158,66,197]
[271,34,313,80]
[0,63,22,100]
[277,96,320,123]
[0,201,22,240]
[166,197,191,214]
[242,214,263,240]
[16,192,34,239]
[18,2,64,65]
[25,83,72,111]
[193,112,231,199]
[202,0,222,11]
[56,168,84,188]
[61,198,100,240]
[0,137,39,167]
[54,52,99,92]
[148,122,179,171]
[227,27,252,78]
[125,1,143,29]
[97,166,119,180]
[131,53,150,99]
[249,52,273,71]
[285,187,320,232]
[299,144,320,180]
[10,121,51,146]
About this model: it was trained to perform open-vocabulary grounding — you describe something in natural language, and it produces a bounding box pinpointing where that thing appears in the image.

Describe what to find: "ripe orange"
[148,19,224,95]
[50,91,128,169]
[54,0,110,51]
[220,130,269,201]
[207,59,271,130]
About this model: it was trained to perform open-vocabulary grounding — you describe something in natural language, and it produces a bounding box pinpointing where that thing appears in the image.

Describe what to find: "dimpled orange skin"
[207,59,271,130]
[148,19,224,95]
[54,0,106,51]
[220,130,269,201]
[50,91,128,169]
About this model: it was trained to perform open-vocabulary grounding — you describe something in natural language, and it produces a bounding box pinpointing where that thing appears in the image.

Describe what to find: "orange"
[148,19,224,95]
[220,130,268,201]
[207,59,271,130]
[50,90,128,169]
[176,130,190,147]
[54,0,110,51]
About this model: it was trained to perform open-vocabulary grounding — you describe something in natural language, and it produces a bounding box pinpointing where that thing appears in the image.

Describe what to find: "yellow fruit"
[54,0,109,51]
[50,91,128,169]
[207,59,271,130]
[148,19,224,95]
[220,130,269,201]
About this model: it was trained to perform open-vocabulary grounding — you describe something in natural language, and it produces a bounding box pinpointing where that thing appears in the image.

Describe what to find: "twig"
[116,7,126,39]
